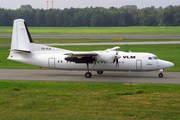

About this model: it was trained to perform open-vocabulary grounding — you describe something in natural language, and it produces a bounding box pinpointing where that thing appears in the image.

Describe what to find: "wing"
[64,52,98,57]
[64,46,120,63]
[105,46,120,52]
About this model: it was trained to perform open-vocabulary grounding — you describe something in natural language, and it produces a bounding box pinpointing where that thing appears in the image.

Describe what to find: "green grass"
[0,26,180,35]
[1,44,179,71]
[0,38,11,44]
[0,81,180,119]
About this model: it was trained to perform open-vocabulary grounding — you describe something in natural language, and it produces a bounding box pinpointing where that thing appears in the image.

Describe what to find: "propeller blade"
[115,59,119,68]
[115,51,119,68]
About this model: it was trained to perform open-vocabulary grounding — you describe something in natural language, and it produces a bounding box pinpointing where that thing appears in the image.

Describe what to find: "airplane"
[7,19,174,78]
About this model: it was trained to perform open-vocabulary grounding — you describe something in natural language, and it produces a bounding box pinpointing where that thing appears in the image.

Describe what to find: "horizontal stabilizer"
[10,49,31,53]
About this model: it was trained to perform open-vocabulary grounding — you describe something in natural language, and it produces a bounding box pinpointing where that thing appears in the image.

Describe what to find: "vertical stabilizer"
[10,19,34,52]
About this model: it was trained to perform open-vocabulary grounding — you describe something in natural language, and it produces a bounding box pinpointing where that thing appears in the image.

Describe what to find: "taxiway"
[1,35,180,39]
[0,69,179,84]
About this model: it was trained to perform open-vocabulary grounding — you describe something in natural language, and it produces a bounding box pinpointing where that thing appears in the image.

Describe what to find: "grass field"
[0,81,180,119]
[0,44,179,71]
[0,26,180,35]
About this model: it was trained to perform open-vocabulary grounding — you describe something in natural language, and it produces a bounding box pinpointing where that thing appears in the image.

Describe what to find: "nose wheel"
[158,72,163,78]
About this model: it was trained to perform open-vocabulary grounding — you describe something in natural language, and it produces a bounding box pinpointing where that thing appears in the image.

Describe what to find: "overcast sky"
[1,0,180,10]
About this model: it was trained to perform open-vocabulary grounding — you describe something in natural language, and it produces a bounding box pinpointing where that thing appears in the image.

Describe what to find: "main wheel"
[85,72,92,78]
[97,71,103,74]
[158,73,163,78]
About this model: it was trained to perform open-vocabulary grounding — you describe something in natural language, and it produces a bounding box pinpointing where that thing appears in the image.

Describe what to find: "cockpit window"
[148,56,158,60]
[153,57,158,60]
[148,57,152,60]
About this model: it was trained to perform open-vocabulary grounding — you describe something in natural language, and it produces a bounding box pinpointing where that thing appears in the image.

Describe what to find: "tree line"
[0,5,180,27]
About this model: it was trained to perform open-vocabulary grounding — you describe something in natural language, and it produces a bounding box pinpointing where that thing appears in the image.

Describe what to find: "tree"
[0,5,180,27]
[45,9,57,26]
[173,6,180,26]
[121,5,137,10]
[35,9,46,26]
[20,5,33,12]
[0,10,10,26]
[161,6,176,26]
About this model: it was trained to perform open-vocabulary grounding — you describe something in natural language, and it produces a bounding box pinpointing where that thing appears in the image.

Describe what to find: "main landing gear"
[85,72,92,78]
[85,63,92,78]
[97,71,103,74]
[158,69,163,78]
[84,63,103,78]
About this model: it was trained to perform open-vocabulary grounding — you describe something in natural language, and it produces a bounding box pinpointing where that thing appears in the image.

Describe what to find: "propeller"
[114,51,121,68]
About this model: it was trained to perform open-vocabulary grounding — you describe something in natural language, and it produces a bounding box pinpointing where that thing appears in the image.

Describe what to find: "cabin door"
[136,60,142,70]
[49,58,55,68]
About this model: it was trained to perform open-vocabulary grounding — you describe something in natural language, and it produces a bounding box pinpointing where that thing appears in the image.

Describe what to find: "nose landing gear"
[158,72,163,78]
[158,69,164,78]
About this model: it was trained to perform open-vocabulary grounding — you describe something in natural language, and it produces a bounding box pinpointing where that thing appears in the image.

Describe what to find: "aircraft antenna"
[126,44,130,52]
[126,44,128,52]
[51,1,54,9]
[46,1,49,10]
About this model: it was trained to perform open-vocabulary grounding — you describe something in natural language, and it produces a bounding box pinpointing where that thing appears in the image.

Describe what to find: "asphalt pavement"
[1,35,180,39]
[0,69,180,84]
[1,41,180,47]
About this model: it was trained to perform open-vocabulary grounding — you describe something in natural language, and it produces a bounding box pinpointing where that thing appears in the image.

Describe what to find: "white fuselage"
[8,44,174,72]
[7,19,174,78]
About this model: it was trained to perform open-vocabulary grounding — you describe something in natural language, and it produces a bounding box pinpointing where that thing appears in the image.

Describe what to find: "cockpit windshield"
[148,56,158,60]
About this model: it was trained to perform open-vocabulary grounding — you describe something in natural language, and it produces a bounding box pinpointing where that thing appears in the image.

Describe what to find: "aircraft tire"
[158,73,163,78]
[97,71,103,74]
[85,72,92,78]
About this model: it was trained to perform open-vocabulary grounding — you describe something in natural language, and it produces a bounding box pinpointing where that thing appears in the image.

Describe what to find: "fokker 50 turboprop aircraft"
[8,19,174,78]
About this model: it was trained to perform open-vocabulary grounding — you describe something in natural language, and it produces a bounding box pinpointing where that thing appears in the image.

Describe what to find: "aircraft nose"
[166,62,174,69]
[169,62,174,67]
[160,60,174,69]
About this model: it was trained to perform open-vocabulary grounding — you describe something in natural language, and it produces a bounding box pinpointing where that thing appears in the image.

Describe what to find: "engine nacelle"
[65,57,95,63]
[95,53,120,63]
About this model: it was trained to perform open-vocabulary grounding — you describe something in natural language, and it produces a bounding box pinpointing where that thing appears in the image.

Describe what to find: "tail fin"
[10,19,34,53]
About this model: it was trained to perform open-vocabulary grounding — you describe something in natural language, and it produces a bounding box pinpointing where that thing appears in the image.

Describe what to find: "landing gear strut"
[85,62,97,78]
[85,63,92,78]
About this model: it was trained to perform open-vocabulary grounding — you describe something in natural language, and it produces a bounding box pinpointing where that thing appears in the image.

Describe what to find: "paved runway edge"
[1,35,180,39]
[1,41,180,47]
[45,41,180,46]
